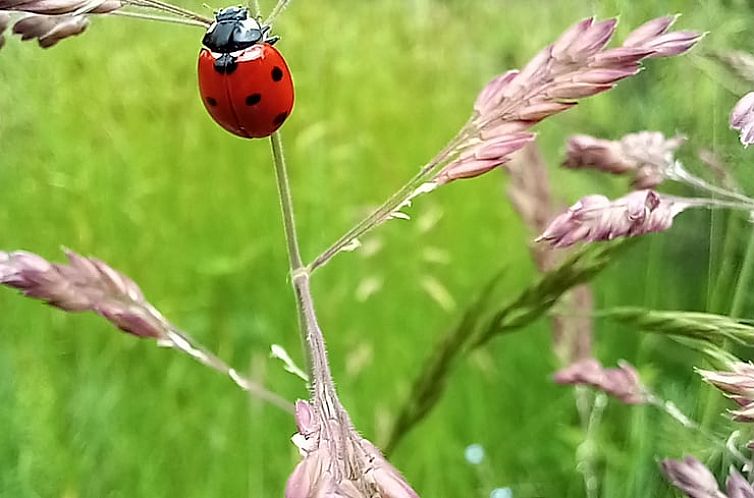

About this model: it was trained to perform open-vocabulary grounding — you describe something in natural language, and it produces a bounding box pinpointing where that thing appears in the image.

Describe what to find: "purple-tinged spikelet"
[0,249,168,339]
[563,132,685,189]
[435,16,702,184]
[730,92,754,147]
[726,468,754,498]
[554,358,647,404]
[660,457,726,498]
[536,190,686,248]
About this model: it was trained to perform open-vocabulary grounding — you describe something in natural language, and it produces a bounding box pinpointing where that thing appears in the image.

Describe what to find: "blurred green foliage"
[1,0,754,496]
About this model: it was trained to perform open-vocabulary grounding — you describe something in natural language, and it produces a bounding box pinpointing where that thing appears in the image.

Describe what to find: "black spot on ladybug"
[206,97,218,107]
[273,112,288,126]
[245,93,262,106]
[271,66,284,82]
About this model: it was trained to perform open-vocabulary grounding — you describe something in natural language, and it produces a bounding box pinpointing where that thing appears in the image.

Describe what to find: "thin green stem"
[268,133,351,452]
[269,133,341,397]
[265,0,292,24]
[709,214,741,313]
[577,393,606,498]
[270,132,304,272]
[731,229,754,317]
[108,10,208,27]
[122,0,212,24]
[270,132,311,378]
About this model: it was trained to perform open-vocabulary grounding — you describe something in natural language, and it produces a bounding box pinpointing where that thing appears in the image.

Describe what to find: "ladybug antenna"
[264,0,291,25]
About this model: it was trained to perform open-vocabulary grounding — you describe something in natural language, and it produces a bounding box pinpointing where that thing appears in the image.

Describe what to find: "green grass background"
[1,0,754,496]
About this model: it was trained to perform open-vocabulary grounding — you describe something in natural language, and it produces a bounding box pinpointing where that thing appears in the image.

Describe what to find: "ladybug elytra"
[197,6,294,139]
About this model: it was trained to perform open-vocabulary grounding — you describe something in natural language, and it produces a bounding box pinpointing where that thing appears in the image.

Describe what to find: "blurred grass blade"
[384,240,634,454]
[598,307,754,346]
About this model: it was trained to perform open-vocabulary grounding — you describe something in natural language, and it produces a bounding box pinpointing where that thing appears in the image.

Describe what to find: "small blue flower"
[464,444,485,465]
[490,487,513,498]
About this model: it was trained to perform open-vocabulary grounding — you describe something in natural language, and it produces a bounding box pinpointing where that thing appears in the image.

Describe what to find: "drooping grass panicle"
[563,132,686,189]
[713,50,754,86]
[0,249,167,337]
[698,363,754,399]
[0,0,120,15]
[10,14,89,47]
[660,457,729,498]
[698,363,754,422]
[0,249,292,413]
[437,16,703,184]
[730,92,754,147]
[563,130,748,203]
[0,0,211,50]
[537,190,687,248]
[553,358,647,404]
[726,468,754,498]
[0,0,117,48]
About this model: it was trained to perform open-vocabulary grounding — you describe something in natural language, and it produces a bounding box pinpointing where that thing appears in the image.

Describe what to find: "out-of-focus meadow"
[0,0,753,496]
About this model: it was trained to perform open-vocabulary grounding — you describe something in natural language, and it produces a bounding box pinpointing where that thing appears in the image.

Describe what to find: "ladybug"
[197,6,294,139]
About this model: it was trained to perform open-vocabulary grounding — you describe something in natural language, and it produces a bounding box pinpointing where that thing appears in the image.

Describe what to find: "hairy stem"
[264,0,292,25]
[270,133,344,410]
[270,132,313,376]
[269,131,354,456]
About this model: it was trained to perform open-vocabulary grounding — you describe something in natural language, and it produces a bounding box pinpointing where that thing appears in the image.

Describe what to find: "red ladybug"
[197,7,294,139]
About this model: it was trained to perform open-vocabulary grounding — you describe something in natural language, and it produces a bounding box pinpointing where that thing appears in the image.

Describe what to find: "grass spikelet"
[598,307,754,345]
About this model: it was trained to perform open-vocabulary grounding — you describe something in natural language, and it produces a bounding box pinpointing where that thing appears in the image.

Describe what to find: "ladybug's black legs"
[261,25,279,45]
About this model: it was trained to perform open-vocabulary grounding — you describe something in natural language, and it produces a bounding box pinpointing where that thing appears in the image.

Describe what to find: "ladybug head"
[202,6,272,53]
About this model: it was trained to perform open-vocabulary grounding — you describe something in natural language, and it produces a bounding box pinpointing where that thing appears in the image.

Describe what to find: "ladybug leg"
[261,25,279,45]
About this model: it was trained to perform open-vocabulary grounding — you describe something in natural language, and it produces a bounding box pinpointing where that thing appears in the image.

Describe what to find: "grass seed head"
[730,92,754,147]
[563,132,686,189]
[554,358,647,404]
[536,190,685,248]
[433,16,701,186]
[660,456,725,498]
[12,14,89,47]
[0,249,168,339]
